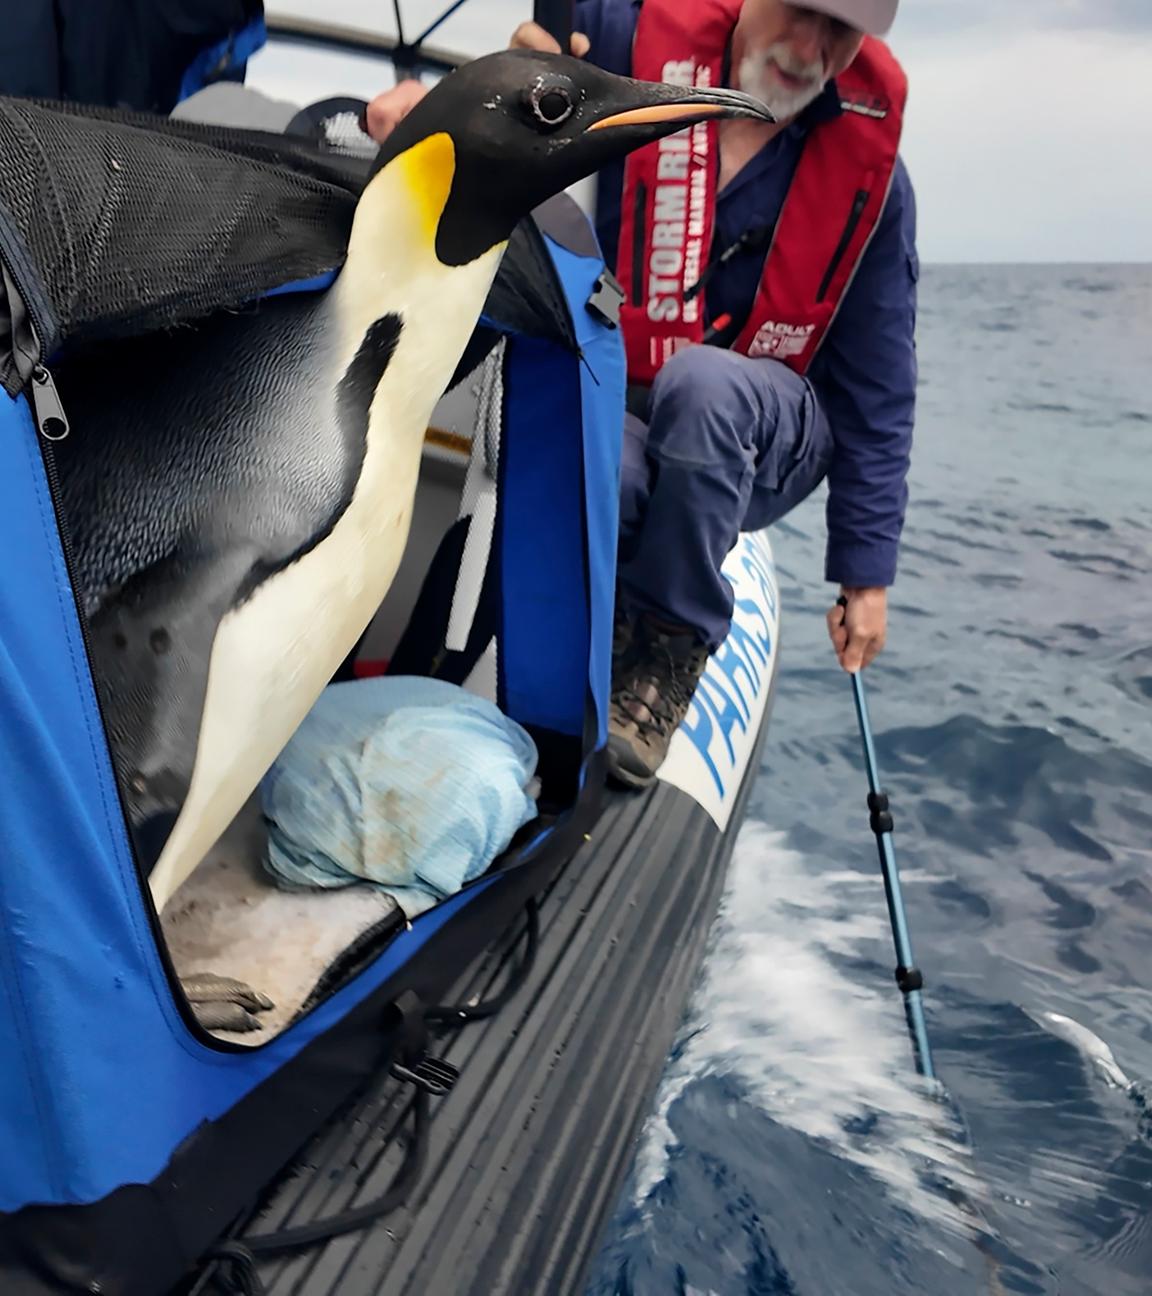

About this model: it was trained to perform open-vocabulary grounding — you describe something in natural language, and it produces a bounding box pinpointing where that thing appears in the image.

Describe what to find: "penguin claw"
[182,972,275,1034]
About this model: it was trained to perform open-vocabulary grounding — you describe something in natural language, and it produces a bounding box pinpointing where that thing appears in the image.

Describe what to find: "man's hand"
[510,21,591,57]
[826,587,888,674]
[363,79,430,144]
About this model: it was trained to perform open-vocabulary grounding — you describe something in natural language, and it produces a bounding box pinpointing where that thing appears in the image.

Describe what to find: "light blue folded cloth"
[260,677,539,917]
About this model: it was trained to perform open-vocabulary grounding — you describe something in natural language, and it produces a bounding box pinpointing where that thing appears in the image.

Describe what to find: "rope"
[244,1089,430,1256]
[427,898,539,1024]
[205,899,539,1291]
[204,1242,267,1296]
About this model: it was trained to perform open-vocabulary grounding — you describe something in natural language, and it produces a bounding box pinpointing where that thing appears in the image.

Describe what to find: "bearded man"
[366,0,918,789]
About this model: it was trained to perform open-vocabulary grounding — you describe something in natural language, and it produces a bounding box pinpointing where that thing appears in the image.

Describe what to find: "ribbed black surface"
[215,685,775,1296]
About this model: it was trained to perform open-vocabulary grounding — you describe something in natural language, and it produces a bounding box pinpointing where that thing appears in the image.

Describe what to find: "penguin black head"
[372,50,776,267]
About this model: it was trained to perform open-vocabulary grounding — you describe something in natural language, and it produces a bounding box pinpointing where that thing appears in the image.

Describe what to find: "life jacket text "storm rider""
[615,0,907,383]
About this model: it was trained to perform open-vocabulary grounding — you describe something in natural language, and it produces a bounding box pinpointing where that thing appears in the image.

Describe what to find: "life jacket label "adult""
[747,320,819,361]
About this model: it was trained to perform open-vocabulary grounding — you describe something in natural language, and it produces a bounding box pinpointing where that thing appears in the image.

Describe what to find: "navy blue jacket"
[578,0,918,588]
[0,1,265,115]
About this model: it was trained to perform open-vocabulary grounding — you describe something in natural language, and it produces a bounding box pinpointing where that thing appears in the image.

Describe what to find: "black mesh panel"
[0,95,367,394]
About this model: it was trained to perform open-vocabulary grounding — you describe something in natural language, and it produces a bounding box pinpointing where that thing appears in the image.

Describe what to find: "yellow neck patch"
[390,131,457,246]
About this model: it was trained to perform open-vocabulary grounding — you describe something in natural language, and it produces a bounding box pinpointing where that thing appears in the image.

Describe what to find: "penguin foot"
[182,972,275,1034]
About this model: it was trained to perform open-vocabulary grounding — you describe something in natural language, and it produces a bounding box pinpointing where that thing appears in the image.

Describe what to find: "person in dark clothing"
[0,1,266,115]
[347,0,919,791]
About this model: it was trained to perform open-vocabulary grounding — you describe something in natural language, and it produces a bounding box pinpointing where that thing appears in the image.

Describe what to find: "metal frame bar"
[264,14,465,77]
[413,0,474,47]
[267,2,580,77]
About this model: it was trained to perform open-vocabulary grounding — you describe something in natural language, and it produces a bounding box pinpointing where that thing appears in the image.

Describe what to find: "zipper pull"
[29,365,70,441]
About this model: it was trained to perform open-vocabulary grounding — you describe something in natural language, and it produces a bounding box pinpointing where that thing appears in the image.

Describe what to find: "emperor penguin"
[52,51,773,923]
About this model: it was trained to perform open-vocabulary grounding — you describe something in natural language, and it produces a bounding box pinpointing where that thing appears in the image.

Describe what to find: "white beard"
[738,44,827,122]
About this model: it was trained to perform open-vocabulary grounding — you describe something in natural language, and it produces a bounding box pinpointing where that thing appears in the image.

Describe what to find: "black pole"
[533,0,575,52]
[849,671,936,1081]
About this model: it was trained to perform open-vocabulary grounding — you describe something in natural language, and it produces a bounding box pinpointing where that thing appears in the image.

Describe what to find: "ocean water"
[586,264,1152,1296]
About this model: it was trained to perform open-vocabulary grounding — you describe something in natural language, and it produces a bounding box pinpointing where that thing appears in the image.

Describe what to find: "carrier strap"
[445,343,503,655]
[427,896,540,1023]
[241,1090,431,1258]
[204,899,540,1290]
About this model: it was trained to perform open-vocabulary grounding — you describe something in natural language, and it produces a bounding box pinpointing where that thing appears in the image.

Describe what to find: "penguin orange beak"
[586,85,776,133]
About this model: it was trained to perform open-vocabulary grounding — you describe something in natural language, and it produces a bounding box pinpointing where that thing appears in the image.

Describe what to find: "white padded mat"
[161,797,399,1042]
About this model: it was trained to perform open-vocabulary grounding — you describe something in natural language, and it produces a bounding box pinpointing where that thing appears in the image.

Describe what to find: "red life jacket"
[615,0,907,383]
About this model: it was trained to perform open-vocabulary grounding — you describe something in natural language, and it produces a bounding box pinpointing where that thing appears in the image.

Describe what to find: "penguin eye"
[526,80,576,129]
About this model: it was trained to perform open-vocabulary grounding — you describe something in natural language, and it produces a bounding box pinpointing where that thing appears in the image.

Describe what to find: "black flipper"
[87,546,258,873]
[49,295,401,872]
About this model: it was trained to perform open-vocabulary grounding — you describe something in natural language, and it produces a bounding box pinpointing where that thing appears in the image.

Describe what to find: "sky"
[253,2,1152,263]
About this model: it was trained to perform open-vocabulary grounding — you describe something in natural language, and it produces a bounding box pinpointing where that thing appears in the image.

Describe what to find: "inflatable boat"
[0,11,779,1295]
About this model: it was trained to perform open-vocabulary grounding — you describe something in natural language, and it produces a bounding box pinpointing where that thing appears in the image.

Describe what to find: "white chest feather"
[147,158,504,911]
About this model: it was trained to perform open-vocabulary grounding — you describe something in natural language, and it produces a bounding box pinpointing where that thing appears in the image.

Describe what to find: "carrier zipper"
[0,235,229,1046]
[35,397,241,1049]
[3,262,115,861]
[0,222,67,439]
[0,231,127,916]
[0,214,56,391]
[0,245,92,671]
[816,188,869,304]
[28,364,70,440]
[27,373,104,748]
[630,179,647,306]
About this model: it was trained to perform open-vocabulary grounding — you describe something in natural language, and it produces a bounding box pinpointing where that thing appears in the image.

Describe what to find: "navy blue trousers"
[618,347,834,650]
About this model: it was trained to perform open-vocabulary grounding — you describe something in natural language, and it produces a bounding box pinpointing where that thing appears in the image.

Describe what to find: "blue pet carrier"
[0,96,621,1295]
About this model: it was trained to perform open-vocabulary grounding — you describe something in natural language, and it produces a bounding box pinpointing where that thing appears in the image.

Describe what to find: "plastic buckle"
[390,1054,460,1096]
[586,269,625,329]
[387,990,458,1095]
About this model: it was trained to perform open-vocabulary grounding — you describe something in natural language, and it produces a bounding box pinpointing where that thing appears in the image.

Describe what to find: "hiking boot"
[606,620,709,790]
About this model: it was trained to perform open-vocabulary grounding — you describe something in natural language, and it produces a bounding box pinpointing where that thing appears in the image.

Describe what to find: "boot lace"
[615,636,702,739]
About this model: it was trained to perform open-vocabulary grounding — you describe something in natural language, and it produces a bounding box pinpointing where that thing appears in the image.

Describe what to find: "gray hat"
[798,0,899,37]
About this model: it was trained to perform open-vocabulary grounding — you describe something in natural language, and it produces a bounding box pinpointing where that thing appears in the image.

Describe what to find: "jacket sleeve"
[576,0,641,73]
[0,5,63,99]
[0,0,264,114]
[811,156,919,588]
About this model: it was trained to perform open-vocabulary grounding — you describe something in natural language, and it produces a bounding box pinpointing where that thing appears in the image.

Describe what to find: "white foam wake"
[633,821,978,1233]
[1028,1009,1133,1091]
